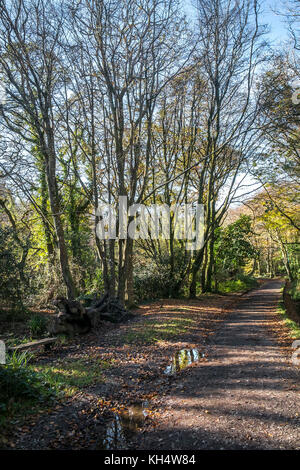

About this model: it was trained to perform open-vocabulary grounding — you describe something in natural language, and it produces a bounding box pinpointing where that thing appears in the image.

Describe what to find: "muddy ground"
[1,280,299,450]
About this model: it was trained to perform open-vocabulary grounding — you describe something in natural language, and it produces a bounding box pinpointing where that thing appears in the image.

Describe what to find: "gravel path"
[138,280,300,450]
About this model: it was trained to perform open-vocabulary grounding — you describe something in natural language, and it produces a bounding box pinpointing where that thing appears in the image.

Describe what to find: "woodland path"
[136,280,300,450]
[7,280,300,450]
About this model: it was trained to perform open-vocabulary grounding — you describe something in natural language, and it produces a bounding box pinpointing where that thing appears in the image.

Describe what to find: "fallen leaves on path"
[2,293,247,450]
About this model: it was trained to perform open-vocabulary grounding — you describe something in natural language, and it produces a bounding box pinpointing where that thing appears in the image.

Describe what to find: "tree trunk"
[125,238,135,307]
[204,234,214,293]
[201,246,208,293]
[189,245,205,298]
[278,237,294,282]
[40,161,55,263]
[45,139,76,299]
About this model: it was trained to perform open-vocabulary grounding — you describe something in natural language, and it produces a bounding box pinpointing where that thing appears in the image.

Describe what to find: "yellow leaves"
[97,397,111,408]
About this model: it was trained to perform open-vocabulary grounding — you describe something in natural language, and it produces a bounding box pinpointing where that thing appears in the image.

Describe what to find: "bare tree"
[0,0,76,297]
[187,0,267,296]
[68,0,191,303]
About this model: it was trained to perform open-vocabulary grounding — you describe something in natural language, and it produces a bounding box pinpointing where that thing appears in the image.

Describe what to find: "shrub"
[0,352,55,421]
[28,314,48,337]
[134,263,183,300]
[216,275,258,294]
[0,226,27,313]
[290,279,300,302]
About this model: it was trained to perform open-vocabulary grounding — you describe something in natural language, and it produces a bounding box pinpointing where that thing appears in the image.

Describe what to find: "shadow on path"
[136,280,300,450]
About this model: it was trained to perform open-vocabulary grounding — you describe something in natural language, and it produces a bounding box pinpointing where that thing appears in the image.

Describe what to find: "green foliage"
[216,275,258,294]
[123,317,194,345]
[28,314,48,337]
[215,215,257,277]
[134,267,164,300]
[76,293,97,307]
[0,352,56,422]
[81,268,105,297]
[134,266,175,300]
[8,350,34,367]
[289,279,300,302]
[32,357,111,396]
[0,352,112,425]
[277,300,300,339]
[134,248,187,301]
[0,226,24,312]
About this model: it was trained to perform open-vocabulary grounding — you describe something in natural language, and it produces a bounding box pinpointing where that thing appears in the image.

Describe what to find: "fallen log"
[86,296,130,325]
[50,295,132,335]
[50,297,91,335]
[9,337,57,352]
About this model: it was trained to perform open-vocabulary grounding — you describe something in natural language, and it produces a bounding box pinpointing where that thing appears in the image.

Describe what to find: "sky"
[183,0,290,45]
[264,0,290,44]
[183,0,293,208]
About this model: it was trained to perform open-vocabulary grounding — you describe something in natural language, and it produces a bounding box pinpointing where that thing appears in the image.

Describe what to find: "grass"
[216,276,258,294]
[31,356,112,396]
[0,352,113,429]
[123,316,195,345]
[277,300,300,339]
[0,352,56,427]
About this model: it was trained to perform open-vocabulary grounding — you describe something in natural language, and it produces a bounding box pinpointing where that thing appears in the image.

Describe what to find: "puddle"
[164,348,204,375]
[98,402,148,449]
[98,349,204,448]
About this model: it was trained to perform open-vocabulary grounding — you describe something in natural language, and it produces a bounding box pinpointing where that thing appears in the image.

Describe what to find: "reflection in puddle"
[164,348,203,375]
[98,402,148,450]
